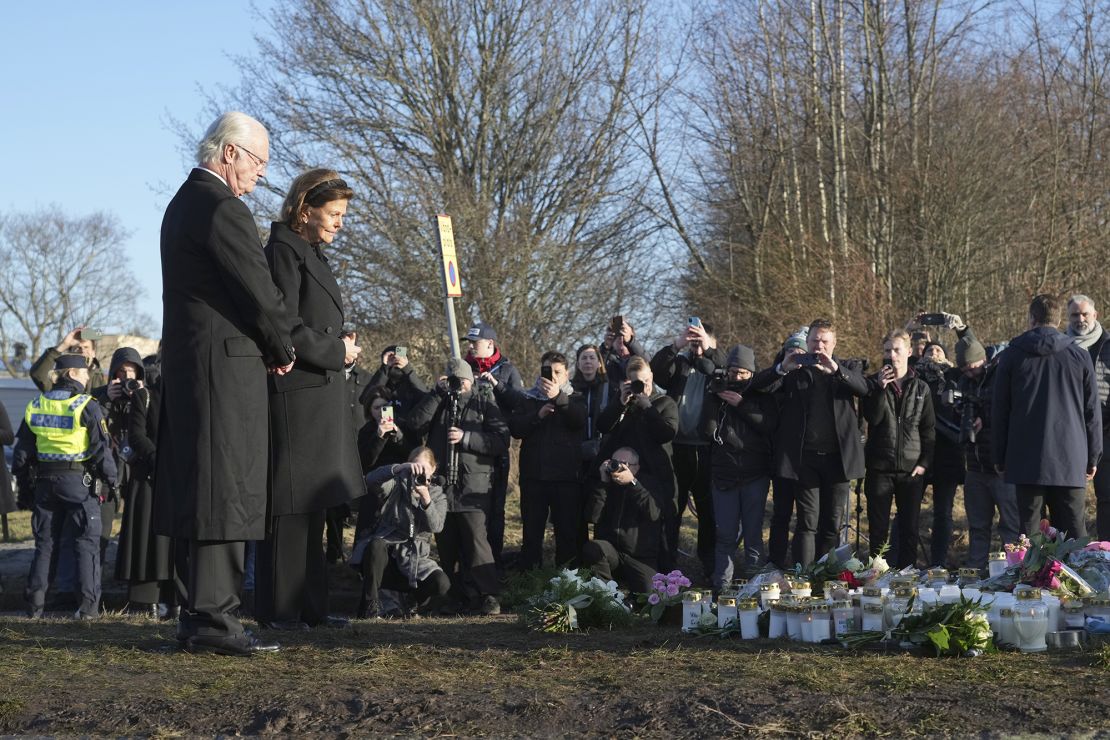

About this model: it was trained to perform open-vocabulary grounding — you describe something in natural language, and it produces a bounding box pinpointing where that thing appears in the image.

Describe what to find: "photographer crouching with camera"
[351,447,451,619]
[404,358,509,616]
[581,447,668,593]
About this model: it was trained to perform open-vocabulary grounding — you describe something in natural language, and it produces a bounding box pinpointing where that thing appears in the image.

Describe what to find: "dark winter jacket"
[585,471,668,562]
[465,350,525,414]
[352,463,447,587]
[749,360,869,481]
[595,386,679,506]
[992,326,1102,487]
[913,360,966,484]
[703,387,778,488]
[509,387,587,482]
[404,388,510,512]
[861,372,936,474]
[650,344,726,446]
[363,363,430,420]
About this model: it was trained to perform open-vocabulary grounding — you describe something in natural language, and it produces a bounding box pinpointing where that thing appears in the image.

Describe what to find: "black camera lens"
[607,459,623,473]
[447,375,463,392]
[629,379,645,395]
[123,379,140,393]
[415,472,428,485]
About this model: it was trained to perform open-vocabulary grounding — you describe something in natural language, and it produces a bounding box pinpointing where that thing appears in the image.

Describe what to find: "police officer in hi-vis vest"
[13,353,117,619]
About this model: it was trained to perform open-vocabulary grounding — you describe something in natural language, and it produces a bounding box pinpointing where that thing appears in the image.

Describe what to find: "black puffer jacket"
[862,373,935,474]
[595,387,678,505]
[585,472,667,561]
[913,360,965,484]
[404,388,509,512]
[959,361,1002,474]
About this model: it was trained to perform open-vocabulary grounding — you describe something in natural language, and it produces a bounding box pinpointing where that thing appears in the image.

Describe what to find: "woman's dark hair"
[279,168,355,233]
[573,344,607,381]
[362,385,395,416]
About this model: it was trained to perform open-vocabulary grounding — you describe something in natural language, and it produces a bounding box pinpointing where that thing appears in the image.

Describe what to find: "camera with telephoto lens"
[606,459,624,473]
[447,374,463,393]
[942,387,982,445]
[709,368,746,394]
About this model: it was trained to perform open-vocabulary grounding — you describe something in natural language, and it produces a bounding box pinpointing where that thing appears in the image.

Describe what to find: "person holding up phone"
[600,315,648,397]
[649,317,727,576]
[509,352,587,570]
[749,319,870,567]
[29,325,106,394]
[861,329,936,569]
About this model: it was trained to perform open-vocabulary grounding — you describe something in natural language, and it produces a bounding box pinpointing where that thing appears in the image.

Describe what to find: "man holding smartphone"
[29,325,106,394]
[750,318,869,566]
[509,352,587,570]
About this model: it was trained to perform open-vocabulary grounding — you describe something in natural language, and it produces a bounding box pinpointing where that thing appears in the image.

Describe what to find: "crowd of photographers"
[12,292,1106,619]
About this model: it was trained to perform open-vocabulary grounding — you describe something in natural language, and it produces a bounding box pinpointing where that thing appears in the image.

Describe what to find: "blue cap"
[54,353,87,371]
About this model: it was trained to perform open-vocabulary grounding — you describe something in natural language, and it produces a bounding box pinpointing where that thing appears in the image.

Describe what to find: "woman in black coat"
[117,371,183,614]
[256,169,365,629]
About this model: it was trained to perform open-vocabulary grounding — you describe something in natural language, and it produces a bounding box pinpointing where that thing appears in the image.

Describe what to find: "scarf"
[1068,321,1104,351]
[524,379,575,401]
[466,347,503,375]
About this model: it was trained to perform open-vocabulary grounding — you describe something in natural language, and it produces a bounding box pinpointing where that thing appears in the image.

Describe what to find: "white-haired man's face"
[225,126,269,197]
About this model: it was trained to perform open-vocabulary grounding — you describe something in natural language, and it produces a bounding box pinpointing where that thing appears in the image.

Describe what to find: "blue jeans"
[711,477,770,590]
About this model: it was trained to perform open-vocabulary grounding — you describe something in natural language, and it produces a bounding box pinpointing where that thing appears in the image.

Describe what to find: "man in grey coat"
[993,294,1102,539]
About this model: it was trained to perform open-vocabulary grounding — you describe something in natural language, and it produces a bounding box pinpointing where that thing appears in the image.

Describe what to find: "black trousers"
[324,504,350,563]
[255,510,329,626]
[519,478,582,569]
[793,451,850,567]
[768,478,795,569]
[360,538,450,613]
[668,444,714,573]
[866,470,925,569]
[437,510,500,599]
[1015,484,1087,540]
[581,539,656,593]
[25,476,101,617]
[179,539,245,639]
[485,454,510,564]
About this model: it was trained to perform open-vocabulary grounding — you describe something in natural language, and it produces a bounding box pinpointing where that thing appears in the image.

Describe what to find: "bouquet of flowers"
[520,569,634,633]
[841,596,995,657]
[979,520,1094,597]
[797,543,890,591]
[633,570,693,622]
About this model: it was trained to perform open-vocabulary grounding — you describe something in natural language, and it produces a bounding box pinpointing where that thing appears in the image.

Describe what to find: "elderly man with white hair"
[156,111,297,656]
[1068,294,1110,540]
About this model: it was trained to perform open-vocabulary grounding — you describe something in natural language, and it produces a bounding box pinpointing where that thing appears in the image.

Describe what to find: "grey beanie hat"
[726,344,757,372]
[445,357,474,382]
[955,336,986,367]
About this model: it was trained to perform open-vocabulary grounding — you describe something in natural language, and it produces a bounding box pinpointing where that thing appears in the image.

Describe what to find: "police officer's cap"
[54,353,87,371]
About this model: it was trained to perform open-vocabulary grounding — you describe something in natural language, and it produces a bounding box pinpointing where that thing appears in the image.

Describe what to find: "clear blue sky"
[0,2,275,336]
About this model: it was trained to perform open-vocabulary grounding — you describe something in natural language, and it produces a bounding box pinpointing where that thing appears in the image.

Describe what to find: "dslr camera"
[943,388,982,445]
[606,459,625,473]
[447,374,464,393]
[708,368,745,394]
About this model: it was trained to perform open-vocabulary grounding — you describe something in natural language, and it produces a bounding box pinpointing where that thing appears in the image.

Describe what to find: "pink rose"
[648,593,661,605]
[1039,519,1058,539]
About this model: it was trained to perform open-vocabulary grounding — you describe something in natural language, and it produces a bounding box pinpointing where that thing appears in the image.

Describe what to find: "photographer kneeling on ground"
[351,447,450,619]
[582,447,668,593]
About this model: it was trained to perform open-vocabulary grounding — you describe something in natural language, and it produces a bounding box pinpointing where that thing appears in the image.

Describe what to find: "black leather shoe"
[183,634,281,656]
[259,619,310,631]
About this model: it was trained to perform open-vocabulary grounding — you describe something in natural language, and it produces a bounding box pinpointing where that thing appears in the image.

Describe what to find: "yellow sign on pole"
[437,214,462,298]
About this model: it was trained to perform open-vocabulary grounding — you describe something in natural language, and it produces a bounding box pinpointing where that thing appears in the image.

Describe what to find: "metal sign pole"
[435,214,464,359]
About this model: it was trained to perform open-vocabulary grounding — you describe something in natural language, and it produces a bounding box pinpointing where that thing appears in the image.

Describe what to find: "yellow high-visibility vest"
[24,393,94,462]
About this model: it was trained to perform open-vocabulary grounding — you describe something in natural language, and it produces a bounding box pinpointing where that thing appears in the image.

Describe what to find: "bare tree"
[0,209,145,374]
[211,0,667,375]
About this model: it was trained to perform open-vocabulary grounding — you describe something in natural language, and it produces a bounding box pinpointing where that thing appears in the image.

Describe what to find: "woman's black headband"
[305,178,348,202]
